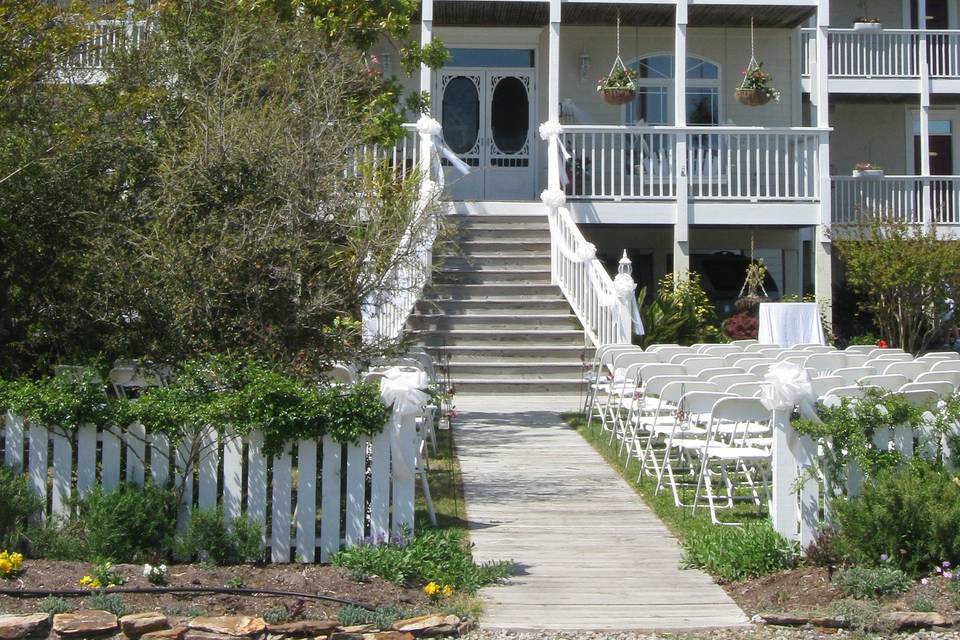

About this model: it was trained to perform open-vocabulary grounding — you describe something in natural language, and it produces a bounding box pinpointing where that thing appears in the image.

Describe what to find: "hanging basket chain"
[608,9,630,78]
[738,17,761,91]
[599,8,637,105]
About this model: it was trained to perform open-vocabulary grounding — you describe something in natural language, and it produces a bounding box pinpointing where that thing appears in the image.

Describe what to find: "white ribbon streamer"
[379,367,429,483]
[417,116,470,176]
[614,273,644,335]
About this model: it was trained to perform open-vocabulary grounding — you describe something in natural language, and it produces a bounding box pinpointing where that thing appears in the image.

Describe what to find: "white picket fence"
[1,411,418,562]
[768,398,958,548]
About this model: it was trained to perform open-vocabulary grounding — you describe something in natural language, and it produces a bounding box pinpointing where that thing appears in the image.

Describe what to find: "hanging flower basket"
[601,87,636,106]
[735,88,772,107]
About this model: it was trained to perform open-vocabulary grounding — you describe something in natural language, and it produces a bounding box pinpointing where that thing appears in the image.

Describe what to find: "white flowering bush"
[142,563,168,586]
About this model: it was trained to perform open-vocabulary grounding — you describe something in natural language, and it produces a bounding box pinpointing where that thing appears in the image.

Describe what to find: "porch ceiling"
[430,2,814,28]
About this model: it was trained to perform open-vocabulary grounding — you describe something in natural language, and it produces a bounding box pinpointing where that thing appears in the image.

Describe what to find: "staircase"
[409,212,591,395]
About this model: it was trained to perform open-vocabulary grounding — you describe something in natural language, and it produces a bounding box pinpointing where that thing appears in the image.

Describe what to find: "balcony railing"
[801,28,960,79]
[69,19,150,71]
[832,175,960,225]
[559,125,824,202]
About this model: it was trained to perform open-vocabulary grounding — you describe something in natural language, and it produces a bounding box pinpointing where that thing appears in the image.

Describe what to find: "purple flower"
[880,554,889,562]
[944,561,952,568]
[935,566,943,573]
[921,578,929,585]
[945,571,954,579]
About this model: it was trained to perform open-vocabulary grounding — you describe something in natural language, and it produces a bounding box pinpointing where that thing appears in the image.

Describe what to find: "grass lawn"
[564,411,767,544]
[415,421,468,531]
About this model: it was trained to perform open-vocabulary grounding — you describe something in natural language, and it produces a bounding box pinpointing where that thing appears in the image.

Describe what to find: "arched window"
[626,54,721,125]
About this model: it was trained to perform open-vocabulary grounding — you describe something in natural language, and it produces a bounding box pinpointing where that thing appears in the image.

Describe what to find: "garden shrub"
[0,463,41,550]
[33,484,177,562]
[38,596,71,615]
[680,522,797,583]
[832,566,911,599]
[722,312,758,340]
[86,593,131,618]
[332,528,511,592]
[337,605,417,629]
[637,272,724,348]
[832,459,960,576]
[176,508,263,565]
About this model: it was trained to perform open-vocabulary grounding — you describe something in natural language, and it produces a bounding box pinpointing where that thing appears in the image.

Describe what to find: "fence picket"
[344,440,367,546]
[77,424,97,497]
[149,432,170,487]
[51,429,71,518]
[247,431,267,547]
[319,436,342,562]
[391,416,417,536]
[126,422,146,485]
[198,428,218,510]
[101,426,122,493]
[28,422,47,522]
[369,429,391,541]
[222,433,243,521]
[3,411,24,471]
[271,445,292,563]
[296,439,317,563]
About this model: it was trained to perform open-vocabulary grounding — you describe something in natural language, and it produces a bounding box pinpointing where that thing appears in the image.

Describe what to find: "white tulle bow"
[416,116,470,176]
[379,367,430,416]
[762,361,817,417]
[540,188,567,209]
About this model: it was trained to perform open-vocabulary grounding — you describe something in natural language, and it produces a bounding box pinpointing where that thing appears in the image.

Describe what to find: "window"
[447,48,535,68]
[626,54,721,125]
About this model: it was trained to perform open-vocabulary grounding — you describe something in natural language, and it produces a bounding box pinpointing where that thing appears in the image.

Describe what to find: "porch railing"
[559,125,823,202]
[360,122,441,344]
[801,27,960,79]
[832,175,960,225]
[70,19,150,71]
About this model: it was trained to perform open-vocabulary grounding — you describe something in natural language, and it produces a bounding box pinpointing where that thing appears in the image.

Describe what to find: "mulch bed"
[0,560,428,618]
[725,566,960,621]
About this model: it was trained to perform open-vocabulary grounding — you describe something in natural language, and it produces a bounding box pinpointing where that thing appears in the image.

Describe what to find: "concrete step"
[449,214,548,228]
[435,254,551,270]
[433,268,552,285]
[415,298,571,315]
[448,361,587,380]
[446,378,588,395]
[458,227,550,242]
[408,313,580,331]
[451,239,552,255]
[413,329,586,346]
[420,344,592,362]
[426,283,561,299]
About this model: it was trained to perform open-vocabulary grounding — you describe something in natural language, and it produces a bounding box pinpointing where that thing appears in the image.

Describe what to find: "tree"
[0,0,446,375]
[832,219,960,353]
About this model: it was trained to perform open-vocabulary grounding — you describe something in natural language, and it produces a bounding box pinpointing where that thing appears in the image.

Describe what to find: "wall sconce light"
[579,52,591,82]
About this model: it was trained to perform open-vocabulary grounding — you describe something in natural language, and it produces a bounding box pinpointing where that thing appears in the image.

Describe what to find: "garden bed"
[0,560,428,618]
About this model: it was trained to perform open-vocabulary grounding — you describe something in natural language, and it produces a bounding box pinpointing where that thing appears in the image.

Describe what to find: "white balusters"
[832,175,960,226]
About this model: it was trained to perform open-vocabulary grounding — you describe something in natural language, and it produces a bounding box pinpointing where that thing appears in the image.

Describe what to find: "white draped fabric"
[379,367,429,483]
[758,303,825,348]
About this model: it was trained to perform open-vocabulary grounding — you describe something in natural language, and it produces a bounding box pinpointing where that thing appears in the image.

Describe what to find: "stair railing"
[360,117,447,345]
[540,120,637,347]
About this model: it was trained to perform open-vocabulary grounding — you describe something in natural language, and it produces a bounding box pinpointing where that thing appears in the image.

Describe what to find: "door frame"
[903,0,957,29]
[905,107,960,174]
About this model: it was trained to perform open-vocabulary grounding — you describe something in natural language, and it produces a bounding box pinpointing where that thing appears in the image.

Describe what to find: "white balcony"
[832,175,960,232]
[801,28,960,93]
[559,125,824,202]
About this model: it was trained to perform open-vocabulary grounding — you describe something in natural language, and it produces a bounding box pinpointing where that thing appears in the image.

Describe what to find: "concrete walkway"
[453,395,749,632]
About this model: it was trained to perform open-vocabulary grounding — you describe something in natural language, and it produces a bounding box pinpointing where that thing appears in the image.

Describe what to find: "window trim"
[625,52,723,126]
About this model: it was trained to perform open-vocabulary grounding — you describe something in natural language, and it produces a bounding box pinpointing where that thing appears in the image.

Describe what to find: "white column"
[814,0,832,327]
[673,0,690,283]
[420,0,434,168]
[548,0,561,189]
[919,0,933,228]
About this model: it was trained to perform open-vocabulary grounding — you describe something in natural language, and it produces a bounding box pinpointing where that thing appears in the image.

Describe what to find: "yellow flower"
[79,576,93,586]
[0,559,11,575]
[441,585,453,597]
[423,582,440,596]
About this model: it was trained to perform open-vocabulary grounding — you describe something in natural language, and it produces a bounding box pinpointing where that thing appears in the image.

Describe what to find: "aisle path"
[453,395,748,632]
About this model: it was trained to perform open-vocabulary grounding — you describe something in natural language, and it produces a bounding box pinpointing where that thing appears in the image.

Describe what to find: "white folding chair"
[882,360,932,381]
[867,348,907,358]
[748,362,775,376]
[844,345,877,354]
[802,346,837,353]
[710,374,762,391]
[901,388,942,407]
[652,346,695,362]
[725,352,761,366]
[842,353,870,367]
[585,345,643,427]
[858,374,910,392]
[870,352,914,363]
[899,381,954,398]
[915,370,960,390]
[726,382,770,397]
[822,386,870,404]
[832,366,877,386]
[701,344,745,357]
[919,352,960,362]
[792,342,828,350]
[809,376,847,398]
[320,364,356,387]
[931,360,960,373]
[697,367,747,381]
[692,397,773,524]
[758,348,788,358]
[804,352,848,377]
[645,343,680,352]
[744,343,772,352]
[730,339,759,347]
[683,358,727,376]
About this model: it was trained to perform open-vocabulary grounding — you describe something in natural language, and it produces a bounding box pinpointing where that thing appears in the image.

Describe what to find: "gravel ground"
[464,627,960,640]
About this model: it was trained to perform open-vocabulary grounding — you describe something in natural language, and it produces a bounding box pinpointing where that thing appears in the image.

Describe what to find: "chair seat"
[704,445,771,459]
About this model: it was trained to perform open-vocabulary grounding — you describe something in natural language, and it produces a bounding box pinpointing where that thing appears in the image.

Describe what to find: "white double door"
[437,68,536,201]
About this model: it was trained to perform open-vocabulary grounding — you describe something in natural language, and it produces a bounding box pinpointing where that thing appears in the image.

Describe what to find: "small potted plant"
[736,62,781,106]
[597,63,637,106]
[852,162,883,177]
[854,0,882,31]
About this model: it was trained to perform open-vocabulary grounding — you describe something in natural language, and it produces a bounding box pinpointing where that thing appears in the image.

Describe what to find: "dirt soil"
[726,566,960,621]
[0,560,428,619]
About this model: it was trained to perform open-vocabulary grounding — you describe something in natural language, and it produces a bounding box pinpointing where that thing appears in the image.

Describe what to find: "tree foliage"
[0,0,445,376]
[832,220,960,353]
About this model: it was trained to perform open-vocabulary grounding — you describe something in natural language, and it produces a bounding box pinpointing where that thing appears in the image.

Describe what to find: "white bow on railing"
[539,120,571,188]
[379,367,429,483]
[541,189,598,263]
[762,361,820,420]
[613,272,644,335]
[417,116,471,176]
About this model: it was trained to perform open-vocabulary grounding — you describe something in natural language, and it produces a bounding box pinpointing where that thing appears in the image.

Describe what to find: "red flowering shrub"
[723,313,759,340]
